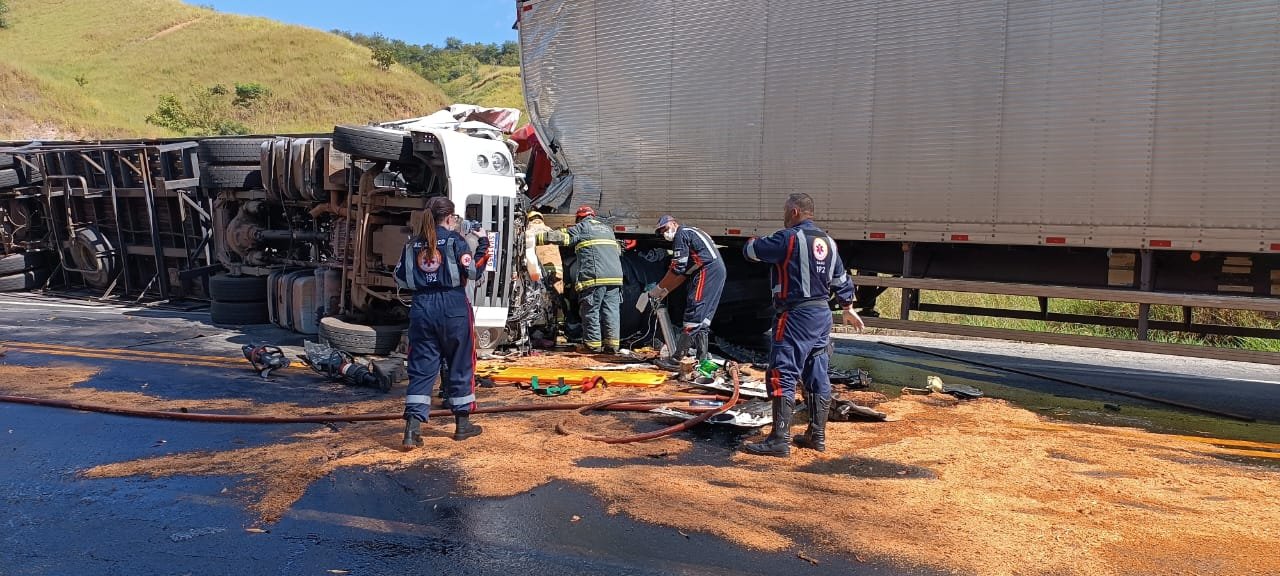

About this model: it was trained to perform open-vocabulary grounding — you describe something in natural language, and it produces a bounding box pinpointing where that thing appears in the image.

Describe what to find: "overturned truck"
[0,106,536,355]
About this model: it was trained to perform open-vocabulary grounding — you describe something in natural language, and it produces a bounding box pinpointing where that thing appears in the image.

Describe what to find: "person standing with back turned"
[394,196,489,449]
[535,205,624,354]
[741,193,864,457]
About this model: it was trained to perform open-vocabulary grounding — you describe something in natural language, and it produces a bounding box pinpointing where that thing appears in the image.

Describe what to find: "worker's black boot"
[693,330,711,362]
[401,418,424,451]
[743,397,793,457]
[794,395,831,452]
[453,413,483,441]
[654,333,691,371]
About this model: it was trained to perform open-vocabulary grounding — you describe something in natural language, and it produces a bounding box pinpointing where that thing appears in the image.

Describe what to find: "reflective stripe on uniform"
[443,237,460,285]
[402,244,418,290]
[689,228,718,262]
[449,394,476,406]
[576,277,624,290]
[796,230,811,298]
[744,239,759,262]
[405,394,431,404]
[575,239,620,251]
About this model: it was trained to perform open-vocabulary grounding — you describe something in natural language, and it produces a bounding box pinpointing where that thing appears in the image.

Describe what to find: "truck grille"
[473,194,517,308]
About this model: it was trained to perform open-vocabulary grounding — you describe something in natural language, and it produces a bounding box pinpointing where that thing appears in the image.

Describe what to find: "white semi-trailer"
[517,0,1280,349]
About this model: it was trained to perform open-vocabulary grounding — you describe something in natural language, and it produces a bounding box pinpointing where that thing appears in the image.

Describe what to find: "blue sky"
[192,0,519,46]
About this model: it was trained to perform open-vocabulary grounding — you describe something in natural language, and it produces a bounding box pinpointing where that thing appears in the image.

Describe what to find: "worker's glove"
[840,306,865,331]
[646,286,669,301]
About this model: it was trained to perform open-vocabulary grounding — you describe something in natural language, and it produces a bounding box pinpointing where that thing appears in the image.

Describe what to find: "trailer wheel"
[18,164,43,185]
[198,138,272,164]
[319,316,407,356]
[210,300,271,325]
[0,250,55,275]
[0,169,19,189]
[0,268,51,292]
[68,227,117,289]
[202,165,263,189]
[209,273,268,303]
[332,125,414,163]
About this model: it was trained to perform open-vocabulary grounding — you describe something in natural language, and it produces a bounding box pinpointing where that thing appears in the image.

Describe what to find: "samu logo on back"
[812,237,830,261]
[417,248,442,273]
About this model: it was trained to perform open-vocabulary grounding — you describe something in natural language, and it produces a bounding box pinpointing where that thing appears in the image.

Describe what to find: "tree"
[371,46,395,71]
[146,83,265,136]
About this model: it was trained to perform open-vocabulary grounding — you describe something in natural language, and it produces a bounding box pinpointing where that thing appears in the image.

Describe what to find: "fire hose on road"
[0,367,743,444]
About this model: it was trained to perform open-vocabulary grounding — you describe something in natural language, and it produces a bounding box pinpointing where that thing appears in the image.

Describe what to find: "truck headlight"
[491,153,510,175]
[475,154,490,169]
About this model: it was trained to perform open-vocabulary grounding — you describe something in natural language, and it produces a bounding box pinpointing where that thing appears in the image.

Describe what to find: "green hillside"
[446,65,526,116]
[0,0,452,139]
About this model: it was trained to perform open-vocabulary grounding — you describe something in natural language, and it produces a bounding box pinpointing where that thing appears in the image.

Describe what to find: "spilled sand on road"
[2,363,1278,575]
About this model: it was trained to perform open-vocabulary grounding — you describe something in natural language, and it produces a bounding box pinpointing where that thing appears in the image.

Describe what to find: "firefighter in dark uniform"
[648,215,726,368]
[394,196,489,449]
[741,193,864,457]
[535,205,624,353]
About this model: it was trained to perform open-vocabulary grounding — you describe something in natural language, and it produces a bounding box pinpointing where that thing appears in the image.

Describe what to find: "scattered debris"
[169,527,225,542]
[796,551,820,565]
[903,375,984,399]
[688,375,768,398]
[829,400,887,422]
[678,530,689,539]
[1104,403,1122,412]
[244,527,268,534]
[651,400,773,428]
[570,515,581,522]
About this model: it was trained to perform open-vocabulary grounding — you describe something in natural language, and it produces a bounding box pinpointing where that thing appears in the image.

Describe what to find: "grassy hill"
[0,0,452,139]
[445,65,525,116]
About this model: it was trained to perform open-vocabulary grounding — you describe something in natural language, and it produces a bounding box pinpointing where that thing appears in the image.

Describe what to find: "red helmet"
[575,205,596,219]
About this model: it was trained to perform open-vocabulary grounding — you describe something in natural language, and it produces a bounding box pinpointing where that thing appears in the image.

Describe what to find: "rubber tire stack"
[199,138,269,190]
[332,125,415,163]
[0,250,54,292]
[318,316,407,356]
[209,273,270,325]
[0,152,44,190]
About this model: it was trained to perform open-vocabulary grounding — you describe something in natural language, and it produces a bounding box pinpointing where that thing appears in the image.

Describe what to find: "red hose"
[0,393,729,424]
[557,364,742,444]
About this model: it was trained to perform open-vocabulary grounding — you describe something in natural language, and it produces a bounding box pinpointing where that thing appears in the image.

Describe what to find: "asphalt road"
[2,292,1277,574]
[0,294,923,576]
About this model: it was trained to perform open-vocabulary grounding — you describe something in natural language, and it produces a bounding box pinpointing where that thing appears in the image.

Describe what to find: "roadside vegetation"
[337,32,526,116]
[872,287,1280,352]
[0,0,448,138]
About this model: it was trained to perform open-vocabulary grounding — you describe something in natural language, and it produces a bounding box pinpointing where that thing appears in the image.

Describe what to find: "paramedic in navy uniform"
[394,196,490,449]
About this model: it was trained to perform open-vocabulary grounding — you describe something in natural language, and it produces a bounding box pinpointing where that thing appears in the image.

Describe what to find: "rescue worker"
[741,193,864,457]
[525,211,565,295]
[647,215,726,368]
[394,196,489,449]
[525,210,567,342]
[535,205,624,354]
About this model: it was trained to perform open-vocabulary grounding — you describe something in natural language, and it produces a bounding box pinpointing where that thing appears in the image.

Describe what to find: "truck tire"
[319,316,406,356]
[210,300,270,325]
[332,125,414,163]
[209,273,268,302]
[199,138,271,164]
[0,250,54,275]
[69,227,117,289]
[19,165,44,185]
[0,268,51,292]
[0,169,18,189]
[202,165,263,189]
